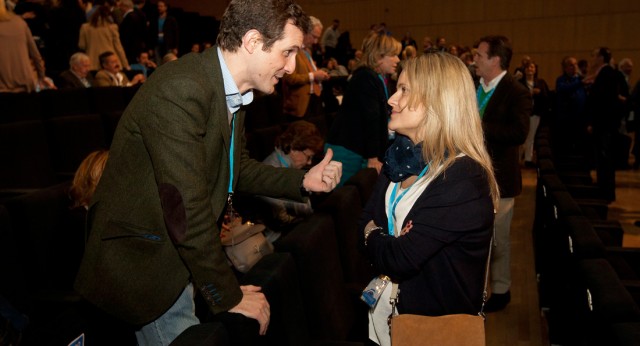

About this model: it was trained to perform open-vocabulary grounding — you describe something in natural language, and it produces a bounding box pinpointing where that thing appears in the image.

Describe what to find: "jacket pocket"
[101,219,164,242]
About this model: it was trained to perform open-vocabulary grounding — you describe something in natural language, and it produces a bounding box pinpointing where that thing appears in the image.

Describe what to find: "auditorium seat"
[0,121,57,195]
[40,88,93,118]
[91,86,127,114]
[45,114,108,177]
[0,91,42,123]
[275,213,355,341]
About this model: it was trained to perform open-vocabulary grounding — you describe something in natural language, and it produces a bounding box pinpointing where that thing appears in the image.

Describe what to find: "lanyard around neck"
[378,74,389,100]
[303,50,317,71]
[476,87,496,118]
[275,150,289,168]
[387,165,429,236]
[227,113,237,195]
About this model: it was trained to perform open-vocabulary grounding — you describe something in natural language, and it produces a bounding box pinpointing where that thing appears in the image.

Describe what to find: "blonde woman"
[78,5,129,71]
[70,150,109,209]
[361,53,499,346]
[325,31,401,184]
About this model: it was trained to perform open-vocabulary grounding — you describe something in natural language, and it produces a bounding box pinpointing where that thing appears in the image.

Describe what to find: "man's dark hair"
[98,51,116,68]
[478,35,512,71]
[217,0,309,52]
[597,47,612,64]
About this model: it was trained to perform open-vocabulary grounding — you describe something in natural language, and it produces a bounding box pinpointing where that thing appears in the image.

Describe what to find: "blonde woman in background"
[70,150,109,209]
[325,30,401,184]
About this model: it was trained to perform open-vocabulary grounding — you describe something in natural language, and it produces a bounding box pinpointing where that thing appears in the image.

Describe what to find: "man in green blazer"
[74,0,342,344]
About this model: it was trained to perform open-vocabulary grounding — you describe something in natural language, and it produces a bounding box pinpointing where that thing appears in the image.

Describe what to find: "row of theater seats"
[532,126,640,345]
[0,87,139,200]
[0,168,379,345]
[0,77,347,199]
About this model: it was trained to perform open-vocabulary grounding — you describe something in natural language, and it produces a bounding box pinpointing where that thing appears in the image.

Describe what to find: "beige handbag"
[389,237,493,346]
[220,222,273,273]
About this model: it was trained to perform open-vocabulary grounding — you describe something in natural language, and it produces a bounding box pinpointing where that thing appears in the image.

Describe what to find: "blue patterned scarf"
[383,135,427,182]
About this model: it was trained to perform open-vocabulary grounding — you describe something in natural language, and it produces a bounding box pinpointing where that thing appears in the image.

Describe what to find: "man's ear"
[242,29,263,54]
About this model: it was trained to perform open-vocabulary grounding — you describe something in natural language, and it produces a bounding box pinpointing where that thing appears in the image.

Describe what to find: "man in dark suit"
[58,52,95,89]
[118,0,147,64]
[473,35,531,312]
[73,0,342,344]
[586,47,628,201]
[282,15,330,120]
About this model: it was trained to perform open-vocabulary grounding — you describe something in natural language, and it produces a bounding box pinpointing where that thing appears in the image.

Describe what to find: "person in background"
[129,51,157,78]
[78,4,130,71]
[553,56,588,156]
[281,15,330,120]
[473,35,531,312]
[322,57,349,77]
[260,121,324,235]
[161,52,177,64]
[118,0,147,64]
[519,61,550,167]
[69,150,109,209]
[585,47,628,201]
[401,45,417,60]
[362,53,498,346]
[0,0,52,92]
[73,1,342,344]
[321,18,339,60]
[59,52,95,89]
[150,0,178,64]
[325,30,401,184]
[422,36,434,54]
[94,51,144,87]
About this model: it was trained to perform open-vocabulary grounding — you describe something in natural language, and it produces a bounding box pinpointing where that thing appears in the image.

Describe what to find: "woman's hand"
[229,285,270,335]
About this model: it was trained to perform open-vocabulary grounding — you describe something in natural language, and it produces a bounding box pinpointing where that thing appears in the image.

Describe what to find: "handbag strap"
[479,233,494,319]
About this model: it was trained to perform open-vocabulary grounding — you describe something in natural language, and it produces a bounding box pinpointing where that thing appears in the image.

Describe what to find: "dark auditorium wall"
[179,0,640,84]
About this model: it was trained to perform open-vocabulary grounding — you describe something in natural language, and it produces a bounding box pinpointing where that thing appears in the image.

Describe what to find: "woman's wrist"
[364,226,383,245]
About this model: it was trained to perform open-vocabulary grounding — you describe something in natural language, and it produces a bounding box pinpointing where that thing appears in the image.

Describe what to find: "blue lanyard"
[378,74,389,100]
[276,151,289,168]
[303,50,317,71]
[476,86,496,118]
[386,165,429,236]
[227,113,236,195]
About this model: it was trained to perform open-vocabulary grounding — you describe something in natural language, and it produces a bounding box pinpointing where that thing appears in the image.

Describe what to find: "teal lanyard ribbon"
[227,113,236,195]
[303,50,317,71]
[276,151,289,168]
[387,165,430,236]
[476,86,495,118]
[378,74,389,100]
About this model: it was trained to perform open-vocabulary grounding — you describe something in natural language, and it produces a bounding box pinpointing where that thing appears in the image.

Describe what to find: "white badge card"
[361,275,390,309]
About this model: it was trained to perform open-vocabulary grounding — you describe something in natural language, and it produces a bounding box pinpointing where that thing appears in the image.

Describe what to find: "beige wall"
[178,0,640,85]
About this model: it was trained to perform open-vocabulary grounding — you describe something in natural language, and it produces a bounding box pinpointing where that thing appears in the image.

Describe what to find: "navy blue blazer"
[362,156,494,316]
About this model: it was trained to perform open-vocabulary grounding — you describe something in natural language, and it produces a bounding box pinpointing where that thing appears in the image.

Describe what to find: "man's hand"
[229,285,270,335]
[302,148,342,192]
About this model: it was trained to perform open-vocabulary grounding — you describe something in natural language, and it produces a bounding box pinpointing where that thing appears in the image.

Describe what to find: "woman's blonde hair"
[70,150,109,209]
[401,52,500,208]
[360,31,401,71]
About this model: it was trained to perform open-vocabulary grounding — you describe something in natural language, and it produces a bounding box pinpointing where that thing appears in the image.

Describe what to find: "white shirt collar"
[480,70,507,93]
[217,47,253,114]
